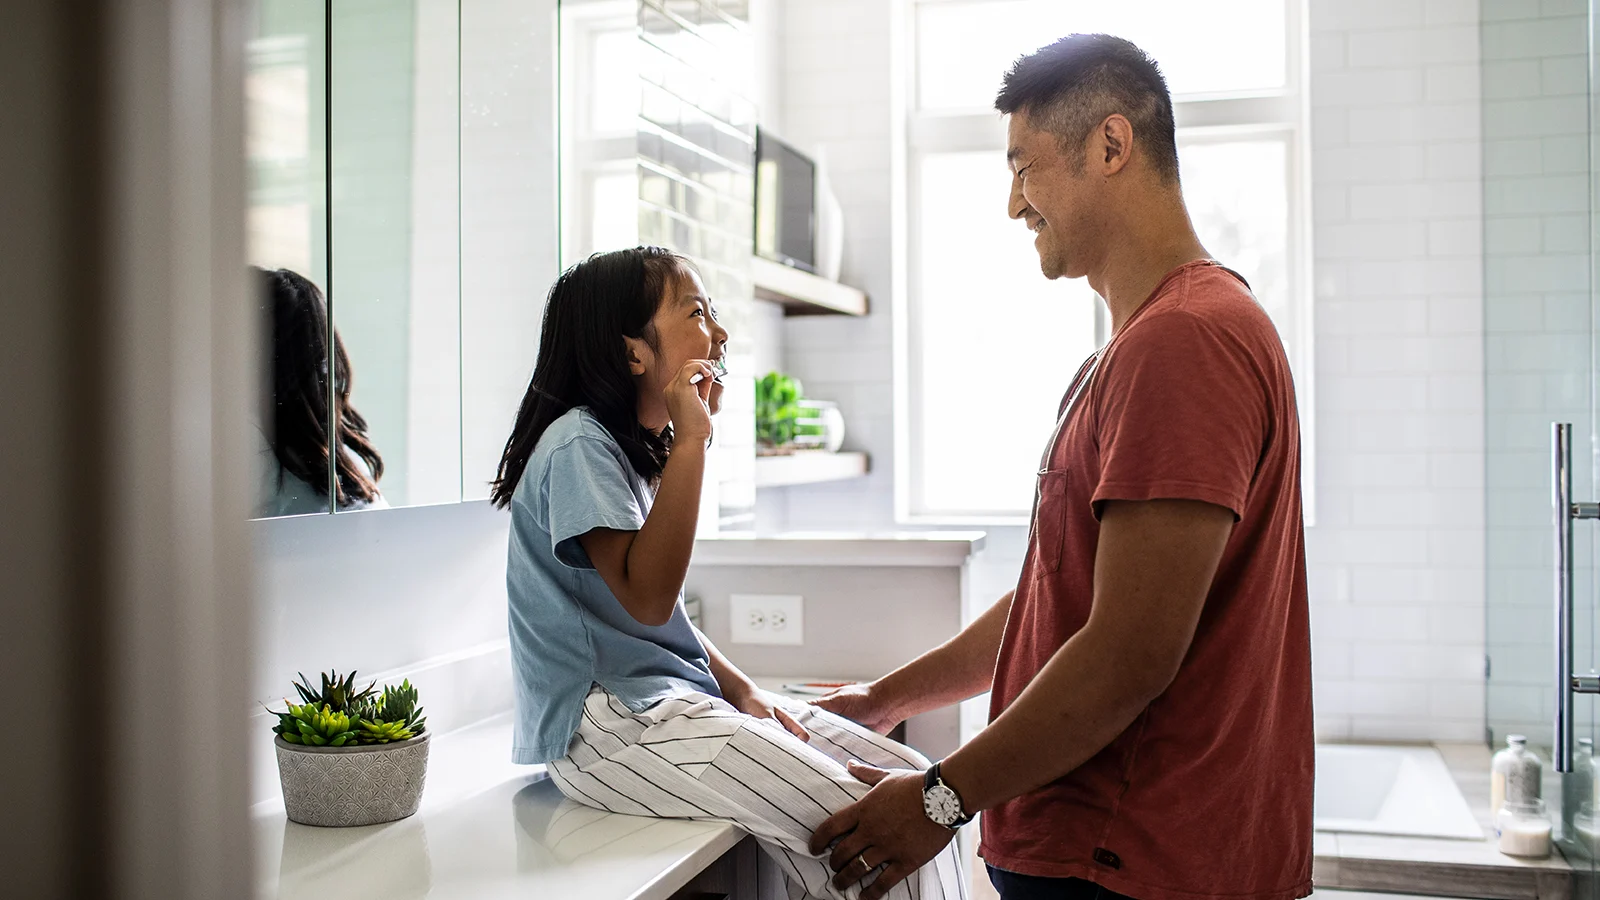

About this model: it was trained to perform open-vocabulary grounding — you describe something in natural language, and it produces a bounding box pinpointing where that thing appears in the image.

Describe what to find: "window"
[560,1,640,265]
[903,0,1311,522]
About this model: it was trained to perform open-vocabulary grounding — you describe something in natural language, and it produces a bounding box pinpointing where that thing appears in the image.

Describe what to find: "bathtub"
[1315,744,1484,840]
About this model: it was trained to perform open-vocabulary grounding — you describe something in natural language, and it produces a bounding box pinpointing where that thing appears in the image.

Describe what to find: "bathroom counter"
[253,715,746,900]
[691,531,986,567]
[1314,742,1572,900]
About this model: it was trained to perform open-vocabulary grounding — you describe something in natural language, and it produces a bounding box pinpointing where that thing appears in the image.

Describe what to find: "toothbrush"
[689,358,728,385]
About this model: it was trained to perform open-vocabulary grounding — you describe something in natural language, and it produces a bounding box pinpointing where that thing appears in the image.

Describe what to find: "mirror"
[246,0,559,518]
[248,0,336,518]
[328,0,462,512]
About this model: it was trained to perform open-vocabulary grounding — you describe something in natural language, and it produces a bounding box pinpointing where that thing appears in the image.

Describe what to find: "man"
[807,34,1312,900]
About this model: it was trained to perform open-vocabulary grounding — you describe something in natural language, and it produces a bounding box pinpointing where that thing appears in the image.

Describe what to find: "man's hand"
[808,763,955,900]
[809,682,902,735]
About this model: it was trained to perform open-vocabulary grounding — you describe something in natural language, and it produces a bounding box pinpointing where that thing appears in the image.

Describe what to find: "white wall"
[250,503,515,805]
[1304,0,1487,742]
[765,0,1493,743]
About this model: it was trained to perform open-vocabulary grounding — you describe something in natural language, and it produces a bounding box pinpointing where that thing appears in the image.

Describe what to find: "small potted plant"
[268,670,430,827]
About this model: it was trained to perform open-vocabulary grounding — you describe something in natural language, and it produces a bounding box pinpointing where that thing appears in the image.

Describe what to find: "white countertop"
[254,716,743,900]
[692,531,986,567]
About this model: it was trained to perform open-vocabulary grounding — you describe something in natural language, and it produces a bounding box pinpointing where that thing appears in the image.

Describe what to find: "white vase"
[274,733,430,827]
[815,162,845,283]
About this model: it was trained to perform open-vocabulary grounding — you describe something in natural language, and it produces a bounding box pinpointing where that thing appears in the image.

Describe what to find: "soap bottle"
[1491,735,1542,817]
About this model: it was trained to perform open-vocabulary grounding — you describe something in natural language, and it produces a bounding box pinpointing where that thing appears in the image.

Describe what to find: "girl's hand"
[666,360,716,444]
[727,685,810,742]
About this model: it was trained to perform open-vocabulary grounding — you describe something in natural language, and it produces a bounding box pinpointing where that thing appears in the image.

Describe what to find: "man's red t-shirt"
[980,260,1313,900]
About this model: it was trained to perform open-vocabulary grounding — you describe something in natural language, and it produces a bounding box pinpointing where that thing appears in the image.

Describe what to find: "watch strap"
[924,761,973,828]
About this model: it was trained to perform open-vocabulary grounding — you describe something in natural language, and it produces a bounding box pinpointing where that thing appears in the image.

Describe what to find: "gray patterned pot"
[274,733,430,827]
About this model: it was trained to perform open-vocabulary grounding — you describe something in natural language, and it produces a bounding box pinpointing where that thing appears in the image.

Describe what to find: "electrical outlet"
[729,594,804,645]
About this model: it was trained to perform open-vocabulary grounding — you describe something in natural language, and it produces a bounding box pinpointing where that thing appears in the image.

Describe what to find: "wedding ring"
[856,853,870,872]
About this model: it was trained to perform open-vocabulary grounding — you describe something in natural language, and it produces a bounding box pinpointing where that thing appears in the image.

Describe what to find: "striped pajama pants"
[546,685,969,900]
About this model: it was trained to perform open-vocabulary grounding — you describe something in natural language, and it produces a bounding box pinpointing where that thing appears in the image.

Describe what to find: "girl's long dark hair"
[491,247,689,509]
[257,266,384,507]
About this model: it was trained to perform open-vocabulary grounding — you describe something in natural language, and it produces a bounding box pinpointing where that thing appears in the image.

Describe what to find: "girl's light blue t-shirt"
[507,407,720,764]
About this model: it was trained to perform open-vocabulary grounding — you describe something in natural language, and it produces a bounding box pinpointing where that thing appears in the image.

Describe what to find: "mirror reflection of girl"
[254,266,387,517]
[492,247,966,900]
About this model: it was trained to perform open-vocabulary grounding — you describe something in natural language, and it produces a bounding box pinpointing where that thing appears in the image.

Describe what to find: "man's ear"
[622,334,651,377]
[1098,114,1134,176]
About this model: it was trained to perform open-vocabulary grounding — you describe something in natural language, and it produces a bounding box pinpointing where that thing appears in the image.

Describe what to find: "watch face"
[923,784,964,826]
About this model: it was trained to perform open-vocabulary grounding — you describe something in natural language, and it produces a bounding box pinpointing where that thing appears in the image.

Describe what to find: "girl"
[254,266,387,517]
[491,248,967,900]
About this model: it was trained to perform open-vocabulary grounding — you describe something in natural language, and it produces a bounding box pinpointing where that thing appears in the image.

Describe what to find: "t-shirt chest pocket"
[1029,468,1070,574]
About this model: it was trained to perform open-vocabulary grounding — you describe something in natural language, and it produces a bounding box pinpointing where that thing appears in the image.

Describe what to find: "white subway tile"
[1312,106,1351,148]
[1432,603,1488,643]
[1422,24,1482,64]
[1430,374,1484,410]
[1316,714,1355,741]
[1318,221,1429,259]
[1480,0,1542,23]
[1346,680,1433,716]
[1482,97,1589,139]
[1482,60,1544,100]
[1423,102,1482,142]
[1482,17,1589,62]
[1541,134,1588,174]
[1428,219,1482,257]
[1354,643,1484,680]
[1316,144,1426,184]
[1346,30,1427,68]
[1425,63,1483,102]
[1312,182,1350,223]
[1485,252,1588,293]
[1541,0,1589,17]
[1426,0,1481,24]
[1428,295,1483,334]
[1426,141,1482,180]
[1311,32,1347,73]
[1314,0,1425,31]
[1483,138,1549,178]
[1541,290,1589,331]
[1348,106,1428,144]
[1484,217,1543,254]
[1485,175,1590,215]
[1541,53,1589,95]
[1430,451,1486,488]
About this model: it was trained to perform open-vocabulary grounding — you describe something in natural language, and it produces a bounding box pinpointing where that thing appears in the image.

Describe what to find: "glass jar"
[1584,738,1599,813]
[1492,735,1543,816]
[1575,804,1600,857]
[1496,798,1552,859]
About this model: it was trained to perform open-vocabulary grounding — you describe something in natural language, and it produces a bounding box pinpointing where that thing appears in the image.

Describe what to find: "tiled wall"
[637,0,761,531]
[1304,0,1488,742]
[766,0,1507,743]
[1480,0,1592,746]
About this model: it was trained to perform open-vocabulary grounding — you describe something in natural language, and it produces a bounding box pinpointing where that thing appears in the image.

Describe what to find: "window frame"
[559,1,639,266]
[895,0,1314,525]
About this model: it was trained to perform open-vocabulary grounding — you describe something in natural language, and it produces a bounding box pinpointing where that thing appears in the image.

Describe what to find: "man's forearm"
[875,590,1015,723]
[937,620,1167,814]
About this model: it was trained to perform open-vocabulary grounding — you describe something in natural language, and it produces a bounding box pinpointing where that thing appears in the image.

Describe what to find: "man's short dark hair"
[995,34,1179,183]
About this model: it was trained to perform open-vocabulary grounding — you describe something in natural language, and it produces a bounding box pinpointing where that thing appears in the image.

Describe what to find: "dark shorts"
[987,867,1139,900]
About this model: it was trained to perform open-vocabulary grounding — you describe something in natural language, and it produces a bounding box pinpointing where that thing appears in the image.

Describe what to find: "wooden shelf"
[751,256,868,316]
[753,451,869,488]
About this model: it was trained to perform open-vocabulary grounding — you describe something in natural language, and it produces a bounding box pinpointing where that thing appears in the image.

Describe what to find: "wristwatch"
[922,761,973,829]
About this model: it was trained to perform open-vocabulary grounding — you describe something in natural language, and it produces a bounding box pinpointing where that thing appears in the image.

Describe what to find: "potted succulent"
[268,670,430,827]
